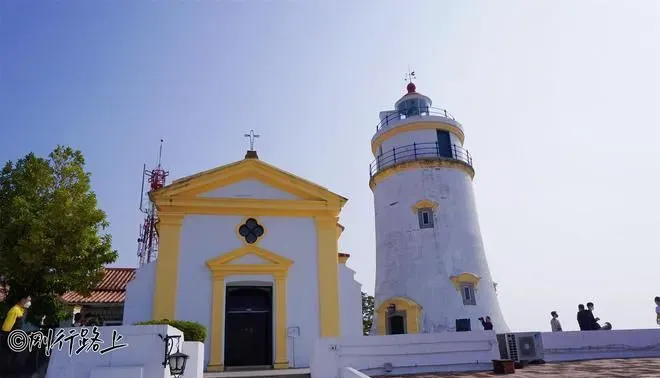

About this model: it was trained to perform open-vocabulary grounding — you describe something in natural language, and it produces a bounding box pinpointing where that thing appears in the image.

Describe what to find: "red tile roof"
[61,267,135,304]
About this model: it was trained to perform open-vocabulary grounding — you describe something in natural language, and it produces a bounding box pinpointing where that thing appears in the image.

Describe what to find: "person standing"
[1,295,31,332]
[586,302,601,330]
[550,311,562,332]
[577,304,589,330]
[1,295,31,374]
[655,296,660,326]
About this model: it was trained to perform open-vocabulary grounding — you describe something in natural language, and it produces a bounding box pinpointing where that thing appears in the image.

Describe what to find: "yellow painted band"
[369,159,474,190]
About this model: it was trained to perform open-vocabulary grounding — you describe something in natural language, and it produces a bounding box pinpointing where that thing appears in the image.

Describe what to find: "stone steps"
[204,368,311,378]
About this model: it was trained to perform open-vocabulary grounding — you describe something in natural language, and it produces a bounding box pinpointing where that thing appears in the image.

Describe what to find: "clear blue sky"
[1,1,659,332]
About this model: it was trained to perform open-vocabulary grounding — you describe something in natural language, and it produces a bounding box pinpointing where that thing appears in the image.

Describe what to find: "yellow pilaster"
[207,276,225,371]
[273,273,289,369]
[315,216,341,337]
[152,212,184,320]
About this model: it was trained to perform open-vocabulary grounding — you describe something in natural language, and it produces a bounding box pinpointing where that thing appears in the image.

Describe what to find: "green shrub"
[134,319,207,342]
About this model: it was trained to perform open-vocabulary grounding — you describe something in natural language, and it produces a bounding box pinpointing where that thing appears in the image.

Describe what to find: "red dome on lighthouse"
[406,82,416,93]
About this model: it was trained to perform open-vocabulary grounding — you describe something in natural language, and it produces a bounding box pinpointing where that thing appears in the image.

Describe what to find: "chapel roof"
[61,267,135,305]
[152,154,348,204]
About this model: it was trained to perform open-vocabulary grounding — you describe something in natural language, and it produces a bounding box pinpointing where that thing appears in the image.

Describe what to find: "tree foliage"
[362,291,374,335]
[0,146,117,324]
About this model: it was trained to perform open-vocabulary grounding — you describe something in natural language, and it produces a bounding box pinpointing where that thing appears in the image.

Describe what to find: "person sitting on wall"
[550,311,562,332]
[478,316,493,330]
[577,304,589,330]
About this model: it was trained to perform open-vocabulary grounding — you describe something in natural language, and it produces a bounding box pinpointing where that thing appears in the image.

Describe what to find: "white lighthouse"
[370,79,509,335]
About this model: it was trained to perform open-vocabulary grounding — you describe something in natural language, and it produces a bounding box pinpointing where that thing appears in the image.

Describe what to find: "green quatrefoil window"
[238,218,265,244]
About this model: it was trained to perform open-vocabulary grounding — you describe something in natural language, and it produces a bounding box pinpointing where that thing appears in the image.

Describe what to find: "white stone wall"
[311,331,499,378]
[372,166,509,333]
[123,261,156,325]
[45,325,190,378]
[541,329,660,362]
[339,263,363,338]
[176,214,320,368]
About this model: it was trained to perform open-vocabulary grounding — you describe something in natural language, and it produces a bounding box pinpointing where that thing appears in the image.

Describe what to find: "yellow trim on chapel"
[371,121,465,156]
[316,216,341,337]
[152,212,184,321]
[370,159,474,190]
[411,199,438,214]
[206,245,293,371]
[150,155,347,370]
[450,272,481,291]
[150,157,347,207]
[375,297,421,335]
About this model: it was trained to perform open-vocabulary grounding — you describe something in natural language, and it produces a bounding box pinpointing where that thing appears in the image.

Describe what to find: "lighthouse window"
[461,283,476,306]
[417,208,434,229]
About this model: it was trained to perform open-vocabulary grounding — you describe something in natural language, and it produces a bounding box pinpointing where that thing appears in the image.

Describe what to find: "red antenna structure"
[137,139,169,267]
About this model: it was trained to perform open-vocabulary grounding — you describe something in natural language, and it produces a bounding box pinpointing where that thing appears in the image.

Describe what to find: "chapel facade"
[123,150,362,371]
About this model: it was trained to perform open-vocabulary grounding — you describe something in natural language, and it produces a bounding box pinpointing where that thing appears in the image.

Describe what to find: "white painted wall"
[311,331,499,378]
[175,214,320,369]
[123,261,156,325]
[372,167,509,334]
[541,329,660,362]
[199,179,298,200]
[45,325,194,378]
[183,341,204,378]
[339,263,363,338]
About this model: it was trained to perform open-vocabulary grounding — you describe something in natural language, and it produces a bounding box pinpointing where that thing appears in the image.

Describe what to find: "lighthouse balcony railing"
[369,142,473,177]
[376,106,458,133]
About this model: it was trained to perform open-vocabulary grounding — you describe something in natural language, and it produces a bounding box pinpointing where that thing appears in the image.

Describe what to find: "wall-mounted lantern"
[387,303,397,314]
[159,334,189,378]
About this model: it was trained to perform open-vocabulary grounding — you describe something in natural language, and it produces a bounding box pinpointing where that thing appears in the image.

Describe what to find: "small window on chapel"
[417,207,434,229]
[461,283,476,306]
[238,218,265,244]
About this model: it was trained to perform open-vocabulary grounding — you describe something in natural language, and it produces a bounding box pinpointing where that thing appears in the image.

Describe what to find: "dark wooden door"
[436,129,453,158]
[224,287,273,367]
[388,315,406,335]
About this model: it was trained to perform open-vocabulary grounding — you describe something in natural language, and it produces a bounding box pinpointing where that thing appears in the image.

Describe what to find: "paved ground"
[373,358,660,377]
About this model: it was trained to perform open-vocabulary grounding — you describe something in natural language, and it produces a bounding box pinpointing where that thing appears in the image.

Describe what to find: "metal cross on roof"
[244,129,260,151]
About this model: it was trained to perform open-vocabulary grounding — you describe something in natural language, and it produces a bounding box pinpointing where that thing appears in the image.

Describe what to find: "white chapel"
[123,149,363,371]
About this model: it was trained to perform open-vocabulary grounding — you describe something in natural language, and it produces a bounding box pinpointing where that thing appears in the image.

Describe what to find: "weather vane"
[404,68,416,84]
[244,129,260,151]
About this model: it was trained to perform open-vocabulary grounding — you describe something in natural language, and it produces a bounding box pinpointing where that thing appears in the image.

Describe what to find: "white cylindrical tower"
[370,81,509,335]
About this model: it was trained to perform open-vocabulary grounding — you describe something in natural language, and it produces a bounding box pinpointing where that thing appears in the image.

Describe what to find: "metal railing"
[376,107,457,132]
[369,142,472,177]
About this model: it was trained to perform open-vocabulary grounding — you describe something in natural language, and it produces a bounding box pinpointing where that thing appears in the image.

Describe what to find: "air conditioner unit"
[496,332,544,363]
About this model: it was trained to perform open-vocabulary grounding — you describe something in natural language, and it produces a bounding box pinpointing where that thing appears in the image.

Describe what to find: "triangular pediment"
[228,253,273,265]
[151,158,347,207]
[206,245,293,270]
[198,179,299,200]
